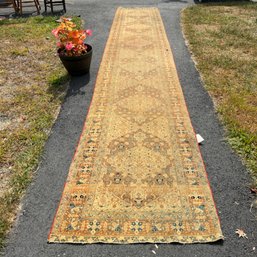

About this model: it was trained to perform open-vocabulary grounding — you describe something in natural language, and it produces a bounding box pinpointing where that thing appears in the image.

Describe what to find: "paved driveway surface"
[2,1,257,256]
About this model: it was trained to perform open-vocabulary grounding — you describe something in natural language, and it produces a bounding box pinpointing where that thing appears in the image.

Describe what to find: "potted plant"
[52,18,93,76]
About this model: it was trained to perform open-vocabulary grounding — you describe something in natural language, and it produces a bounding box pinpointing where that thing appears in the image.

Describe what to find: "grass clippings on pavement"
[182,2,257,187]
[0,15,80,248]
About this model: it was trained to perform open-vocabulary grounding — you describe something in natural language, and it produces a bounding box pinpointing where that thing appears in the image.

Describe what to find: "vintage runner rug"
[48,7,223,244]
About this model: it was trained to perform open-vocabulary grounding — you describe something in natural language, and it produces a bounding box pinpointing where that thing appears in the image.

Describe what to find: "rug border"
[47,6,124,242]
[153,6,223,238]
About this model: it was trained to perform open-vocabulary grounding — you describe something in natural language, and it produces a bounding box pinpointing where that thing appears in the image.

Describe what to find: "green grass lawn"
[0,16,80,248]
[182,2,257,187]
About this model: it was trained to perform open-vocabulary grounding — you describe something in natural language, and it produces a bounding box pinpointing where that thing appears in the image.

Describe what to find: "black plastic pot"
[58,44,92,76]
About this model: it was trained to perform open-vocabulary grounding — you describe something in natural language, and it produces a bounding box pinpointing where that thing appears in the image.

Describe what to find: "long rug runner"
[48,7,223,244]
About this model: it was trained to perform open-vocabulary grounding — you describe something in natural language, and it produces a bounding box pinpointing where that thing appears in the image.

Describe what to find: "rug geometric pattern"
[48,7,223,244]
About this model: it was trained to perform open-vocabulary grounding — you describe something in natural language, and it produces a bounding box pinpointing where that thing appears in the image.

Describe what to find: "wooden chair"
[44,0,66,14]
[0,0,19,13]
[16,0,41,15]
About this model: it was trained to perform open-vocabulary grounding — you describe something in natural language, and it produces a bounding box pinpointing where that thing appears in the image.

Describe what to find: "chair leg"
[63,0,66,13]
[11,0,18,13]
[18,0,22,15]
[43,0,67,14]
[44,0,47,12]
[50,0,54,14]
[36,0,41,10]
[34,0,40,14]
[15,0,41,15]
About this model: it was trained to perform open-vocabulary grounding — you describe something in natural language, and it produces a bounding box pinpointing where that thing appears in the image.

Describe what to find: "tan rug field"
[48,7,223,244]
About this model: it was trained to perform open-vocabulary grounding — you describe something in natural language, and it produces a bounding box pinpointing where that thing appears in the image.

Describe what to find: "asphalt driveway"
[2,0,257,256]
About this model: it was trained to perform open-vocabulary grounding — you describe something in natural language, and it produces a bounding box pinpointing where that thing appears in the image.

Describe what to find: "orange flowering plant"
[52,18,92,57]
